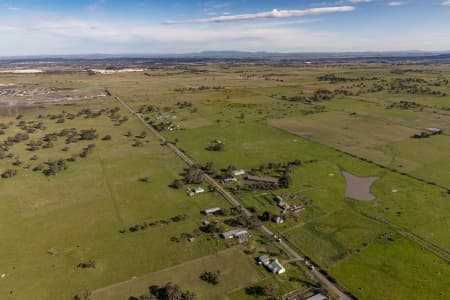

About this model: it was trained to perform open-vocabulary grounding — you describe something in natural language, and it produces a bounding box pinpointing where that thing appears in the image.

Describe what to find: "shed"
[257,255,270,265]
[232,169,246,176]
[223,177,237,183]
[306,293,328,300]
[202,207,221,215]
[221,228,248,239]
[425,128,443,134]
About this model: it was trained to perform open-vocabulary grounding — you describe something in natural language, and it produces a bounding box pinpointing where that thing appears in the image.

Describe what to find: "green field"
[92,247,265,300]
[1,62,449,300]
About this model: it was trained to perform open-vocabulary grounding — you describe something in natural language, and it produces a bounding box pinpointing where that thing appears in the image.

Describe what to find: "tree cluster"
[127,214,189,233]
[199,270,221,285]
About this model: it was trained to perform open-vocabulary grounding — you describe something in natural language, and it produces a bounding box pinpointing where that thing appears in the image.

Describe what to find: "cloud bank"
[162,6,355,24]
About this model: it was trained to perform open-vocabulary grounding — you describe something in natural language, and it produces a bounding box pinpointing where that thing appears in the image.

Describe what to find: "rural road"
[114,95,351,300]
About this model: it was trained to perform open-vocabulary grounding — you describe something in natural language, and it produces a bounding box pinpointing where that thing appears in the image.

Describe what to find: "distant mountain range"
[1,50,450,63]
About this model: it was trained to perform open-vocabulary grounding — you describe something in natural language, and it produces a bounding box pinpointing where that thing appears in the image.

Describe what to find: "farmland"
[0,60,449,300]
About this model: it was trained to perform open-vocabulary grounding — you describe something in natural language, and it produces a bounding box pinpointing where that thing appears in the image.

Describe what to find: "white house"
[266,258,286,274]
[257,255,286,274]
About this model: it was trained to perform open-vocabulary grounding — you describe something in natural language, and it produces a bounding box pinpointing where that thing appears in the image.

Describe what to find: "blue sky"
[0,0,449,55]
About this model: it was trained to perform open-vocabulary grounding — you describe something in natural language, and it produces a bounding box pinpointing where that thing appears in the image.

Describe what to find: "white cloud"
[441,0,450,6]
[1,13,450,55]
[388,1,403,6]
[343,0,372,3]
[163,6,355,24]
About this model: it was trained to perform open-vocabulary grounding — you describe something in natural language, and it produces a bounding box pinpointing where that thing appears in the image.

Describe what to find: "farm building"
[306,293,328,300]
[202,207,221,215]
[278,202,290,211]
[257,255,286,274]
[425,128,443,135]
[274,195,283,203]
[232,169,246,176]
[267,259,285,274]
[221,228,248,240]
[257,255,271,265]
[223,177,237,184]
[244,175,279,186]
[273,216,284,224]
[188,187,205,196]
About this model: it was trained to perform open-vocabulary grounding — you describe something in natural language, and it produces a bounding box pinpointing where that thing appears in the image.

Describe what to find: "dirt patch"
[342,171,379,201]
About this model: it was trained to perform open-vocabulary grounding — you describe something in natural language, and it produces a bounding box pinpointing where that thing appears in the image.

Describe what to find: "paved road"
[114,96,350,300]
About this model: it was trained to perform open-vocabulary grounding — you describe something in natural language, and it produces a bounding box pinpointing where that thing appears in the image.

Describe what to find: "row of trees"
[127,214,189,233]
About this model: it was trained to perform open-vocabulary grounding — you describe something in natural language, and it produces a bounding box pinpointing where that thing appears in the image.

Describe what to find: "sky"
[0,0,449,55]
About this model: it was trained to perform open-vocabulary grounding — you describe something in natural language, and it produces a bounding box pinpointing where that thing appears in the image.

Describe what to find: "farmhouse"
[244,175,279,186]
[257,255,286,274]
[267,259,286,274]
[232,169,246,176]
[202,207,221,215]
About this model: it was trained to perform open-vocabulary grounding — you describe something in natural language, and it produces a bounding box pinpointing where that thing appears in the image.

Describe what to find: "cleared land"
[92,247,264,300]
[1,62,449,300]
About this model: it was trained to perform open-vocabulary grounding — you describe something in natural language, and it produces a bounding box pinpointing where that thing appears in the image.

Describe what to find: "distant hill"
[1,50,450,64]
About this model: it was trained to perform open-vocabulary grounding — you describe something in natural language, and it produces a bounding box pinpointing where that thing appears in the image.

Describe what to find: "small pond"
[342,171,379,201]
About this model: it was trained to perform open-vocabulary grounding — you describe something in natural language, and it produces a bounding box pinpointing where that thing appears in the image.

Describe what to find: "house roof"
[266,259,285,273]
[194,187,205,193]
[203,207,221,214]
[258,255,270,264]
[221,228,248,238]
[306,293,328,300]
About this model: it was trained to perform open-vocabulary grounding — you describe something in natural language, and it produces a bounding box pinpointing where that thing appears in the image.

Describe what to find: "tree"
[200,270,221,285]
[1,169,17,178]
[237,213,261,229]
[170,179,184,189]
[162,282,183,300]
[207,141,224,151]
[139,176,151,183]
[259,211,272,222]
[202,222,225,234]
[245,285,264,296]
[183,167,203,184]
[79,129,98,140]
[202,162,216,175]
[77,260,96,269]
[73,289,91,300]
[220,207,231,216]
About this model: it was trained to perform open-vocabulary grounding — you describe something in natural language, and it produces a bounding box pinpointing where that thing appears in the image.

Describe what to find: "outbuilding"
[202,207,221,215]
[232,169,246,176]
[221,228,248,240]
